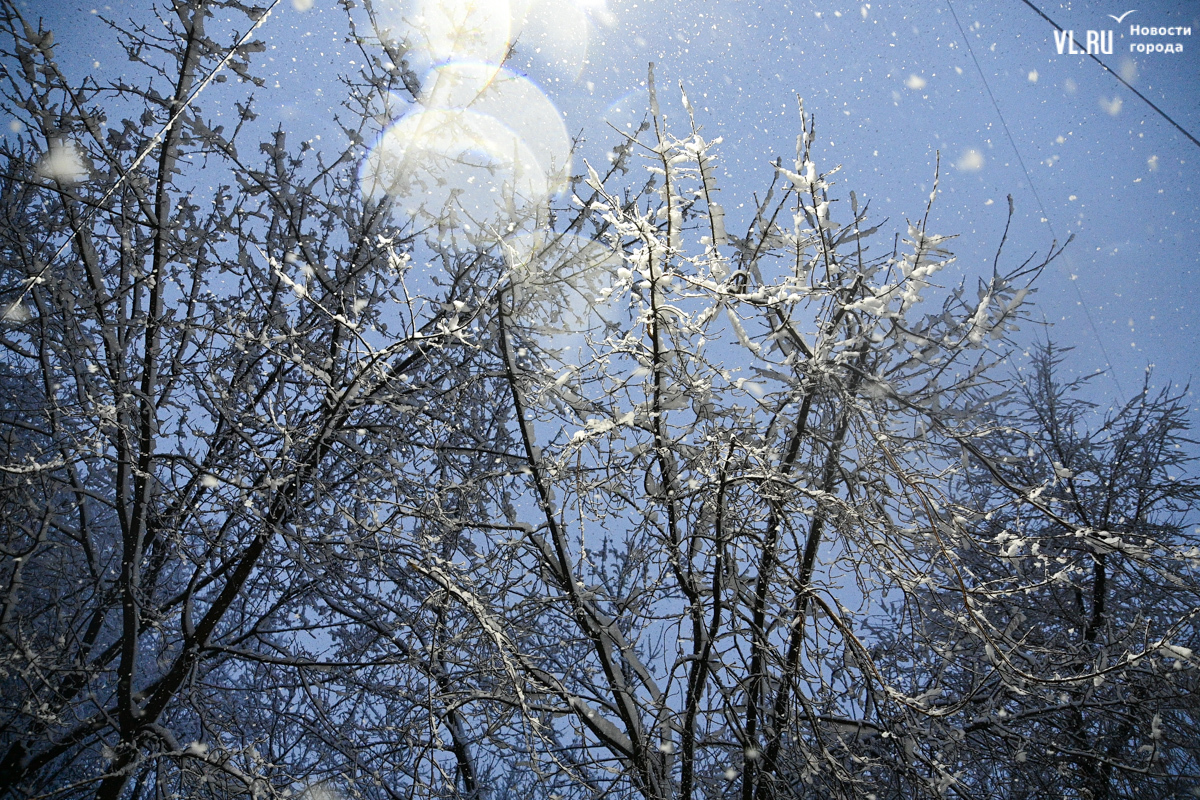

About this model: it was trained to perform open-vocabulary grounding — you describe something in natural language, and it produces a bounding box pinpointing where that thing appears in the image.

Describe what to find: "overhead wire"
[1013,0,1200,151]
[1,0,284,318]
[945,0,1124,395]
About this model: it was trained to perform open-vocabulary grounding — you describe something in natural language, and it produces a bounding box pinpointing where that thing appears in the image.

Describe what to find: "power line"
[945,0,1123,395]
[2,0,284,317]
[1013,0,1200,151]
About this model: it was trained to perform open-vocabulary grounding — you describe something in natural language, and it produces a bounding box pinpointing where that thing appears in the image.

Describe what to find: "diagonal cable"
[1013,0,1200,150]
[946,0,1123,394]
[2,0,283,317]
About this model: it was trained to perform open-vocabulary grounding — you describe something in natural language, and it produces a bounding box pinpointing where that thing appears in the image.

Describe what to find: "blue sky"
[28,0,1200,403]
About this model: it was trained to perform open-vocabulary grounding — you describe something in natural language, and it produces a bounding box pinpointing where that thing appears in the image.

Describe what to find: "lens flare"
[604,87,651,133]
[360,63,571,230]
[422,63,571,186]
[364,1,605,237]
[359,108,549,225]
[410,0,512,65]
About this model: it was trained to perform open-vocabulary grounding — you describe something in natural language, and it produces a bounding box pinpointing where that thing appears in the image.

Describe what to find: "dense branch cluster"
[0,3,1197,800]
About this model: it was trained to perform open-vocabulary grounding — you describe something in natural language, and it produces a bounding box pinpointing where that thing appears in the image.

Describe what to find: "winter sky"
[26,0,1200,404]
